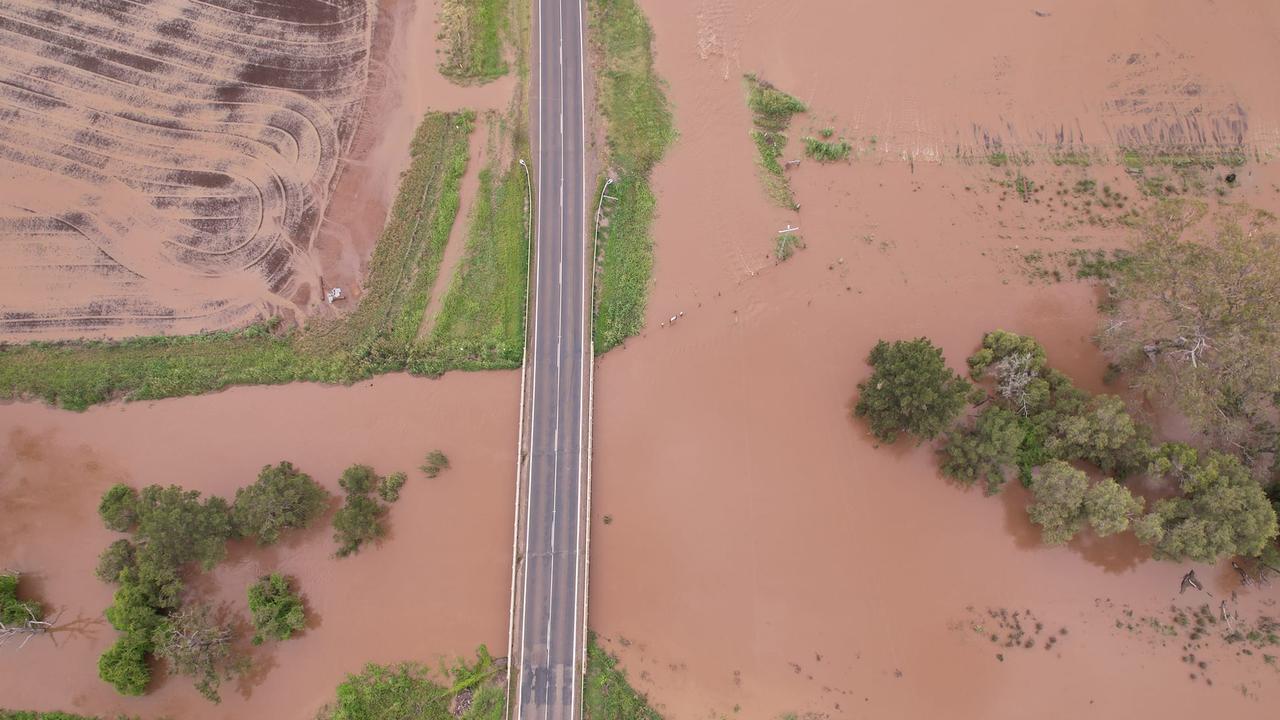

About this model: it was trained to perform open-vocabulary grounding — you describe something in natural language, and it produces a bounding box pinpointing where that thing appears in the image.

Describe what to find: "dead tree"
[1232,560,1253,587]
[1180,569,1211,596]
[0,607,54,650]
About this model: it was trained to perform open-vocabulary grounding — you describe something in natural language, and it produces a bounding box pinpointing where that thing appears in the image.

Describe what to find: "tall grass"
[590,0,676,353]
[0,112,477,411]
[438,0,512,84]
[802,136,851,162]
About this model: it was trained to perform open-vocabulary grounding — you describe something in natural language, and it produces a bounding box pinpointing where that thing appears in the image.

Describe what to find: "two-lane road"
[514,0,589,719]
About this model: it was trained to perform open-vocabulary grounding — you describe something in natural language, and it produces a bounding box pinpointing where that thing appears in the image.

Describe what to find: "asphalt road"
[514,1,589,719]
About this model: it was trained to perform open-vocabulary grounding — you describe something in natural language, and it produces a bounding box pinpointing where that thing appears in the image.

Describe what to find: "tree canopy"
[247,574,306,644]
[855,338,970,443]
[232,461,330,545]
[1027,461,1090,545]
[1137,444,1278,561]
[940,406,1025,495]
[1101,201,1280,474]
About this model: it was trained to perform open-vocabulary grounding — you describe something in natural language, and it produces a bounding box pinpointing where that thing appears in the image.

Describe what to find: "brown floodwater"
[588,1,1280,718]
[0,372,518,719]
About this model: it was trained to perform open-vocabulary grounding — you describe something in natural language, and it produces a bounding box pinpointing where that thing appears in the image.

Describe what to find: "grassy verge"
[590,0,676,353]
[0,112,476,411]
[415,122,531,374]
[584,633,663,720]
[438,0,512,84]
[0,713,140,720]
[744,74,805,208]
[319,646,505,720]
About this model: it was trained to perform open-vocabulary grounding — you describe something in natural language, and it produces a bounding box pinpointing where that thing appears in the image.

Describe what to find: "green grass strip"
[0,112,476,411]
[438,0,512,84]
[584,633,663,720]
[590,0,676,353]
[415,155,531,374]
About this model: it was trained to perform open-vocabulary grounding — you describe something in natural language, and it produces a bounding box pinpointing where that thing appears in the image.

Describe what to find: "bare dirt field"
[0,371,518,719]
[589,1,1280,718]
[0,0,515,342]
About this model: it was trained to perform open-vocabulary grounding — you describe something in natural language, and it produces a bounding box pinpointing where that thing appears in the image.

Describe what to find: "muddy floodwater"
[589,1,1280,718]
[0,372,518,719]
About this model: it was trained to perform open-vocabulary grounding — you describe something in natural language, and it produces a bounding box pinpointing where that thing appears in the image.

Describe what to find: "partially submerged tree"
[1027,461,1089,545]
[855,338,970,443]
[333,465,389,557]
[152,604,237,703]
[1136,444,1278,562]
[247,574,306,645]
[940,406,1025,495]
[1100,201,1280,472]
[1046,395,1151,478]
[98,483,139,532]
[97,635,151,696]
[95,539,137,584]
[420,451,451,479]
[233,461,330,545]
[0,571,43,625]
[1083,478,1144,537]
[378,472,408,503]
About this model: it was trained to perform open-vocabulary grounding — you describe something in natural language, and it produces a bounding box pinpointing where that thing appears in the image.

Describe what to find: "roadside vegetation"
[744,74,806,208]
[589,0,676,352]
[0,112,486,411]
[584,633,662,720]
[92,456,425,700]
[417,118,531,374]
[438,0,513,84]
[317,646,504,720]
[0,713,140,720]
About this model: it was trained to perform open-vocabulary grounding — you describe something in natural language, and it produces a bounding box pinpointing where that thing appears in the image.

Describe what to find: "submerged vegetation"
[438,0,513,83]
[247,574,307,645]
[590,0,676,352]
[744,74,806,208]
[802,136,851,162]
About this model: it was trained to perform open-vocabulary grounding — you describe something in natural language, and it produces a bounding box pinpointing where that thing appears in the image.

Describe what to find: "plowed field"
[0,0,375,339]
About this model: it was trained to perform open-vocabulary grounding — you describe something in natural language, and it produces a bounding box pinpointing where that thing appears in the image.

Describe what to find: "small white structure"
[326,287,344,304]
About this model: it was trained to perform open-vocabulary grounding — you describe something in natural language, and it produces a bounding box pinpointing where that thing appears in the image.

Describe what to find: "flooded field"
[0,372,518,719]
[588,1,1280,718]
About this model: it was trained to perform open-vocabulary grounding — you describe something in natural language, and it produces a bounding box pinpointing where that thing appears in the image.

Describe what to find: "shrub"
[339,465,379,495]
[247,574,306,644]
[855,338,970,444]
[333,495,387,557]
[98,484,138,532]
[421,451,451,478]
[0,572,42,624]
[378,472,407,503]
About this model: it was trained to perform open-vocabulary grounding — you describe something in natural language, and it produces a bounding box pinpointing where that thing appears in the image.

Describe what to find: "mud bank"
[0,372,517,719]
[588,1,1280,718]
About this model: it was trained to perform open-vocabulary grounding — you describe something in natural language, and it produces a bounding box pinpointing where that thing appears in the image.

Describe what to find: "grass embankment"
[0,112,477,411]
[438,0,512,84]
[584,633,663,720]
[320,646,505,720]
[589,0,676,353]
[416,119,531,374]
[744,74,805,208]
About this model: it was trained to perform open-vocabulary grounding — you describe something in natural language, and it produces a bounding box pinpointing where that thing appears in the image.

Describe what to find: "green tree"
[333,495,386,557]
[247,574,306,644]
[1100,201,1280,471]
[1083,478,1144,536]
[940,406,1025,495]
[0,572,43,624]
[967,329,1049,380]
[98,484,138,532]
[855,338,970,443]
[152,605,236,703]
[95,539,137,584]
[134,485,233,573]
[104,581,162,638]
[97,635,151,696]
[339,465,379,495]
[1027,461,1089,545]
[1138,445,1278,561]
[232,461,330,545]
[378,472,407,503]
[1047,395,1151,477]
